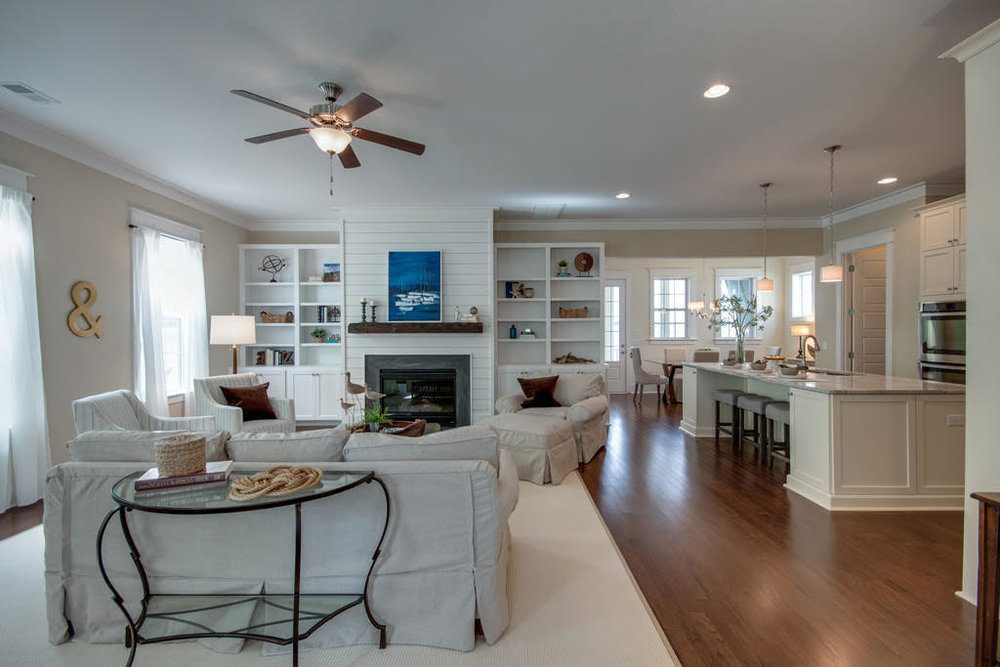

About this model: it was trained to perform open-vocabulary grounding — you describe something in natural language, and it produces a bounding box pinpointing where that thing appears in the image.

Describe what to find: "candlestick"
[370,303,378,322]
[360,298,368,323]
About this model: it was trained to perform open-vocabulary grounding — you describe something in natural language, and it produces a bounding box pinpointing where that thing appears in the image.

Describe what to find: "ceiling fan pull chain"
[329,151,334,196]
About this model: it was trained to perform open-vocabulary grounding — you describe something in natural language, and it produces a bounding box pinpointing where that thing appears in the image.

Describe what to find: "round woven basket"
[154,433,206,477]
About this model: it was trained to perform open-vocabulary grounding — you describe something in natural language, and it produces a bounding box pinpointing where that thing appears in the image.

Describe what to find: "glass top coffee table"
[97,470,390,666]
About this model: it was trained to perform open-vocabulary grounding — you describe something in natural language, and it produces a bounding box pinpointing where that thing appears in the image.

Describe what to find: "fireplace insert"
[379,369,458,427]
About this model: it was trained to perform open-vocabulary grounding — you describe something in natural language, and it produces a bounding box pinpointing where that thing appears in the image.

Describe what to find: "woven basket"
[154,433,206,477]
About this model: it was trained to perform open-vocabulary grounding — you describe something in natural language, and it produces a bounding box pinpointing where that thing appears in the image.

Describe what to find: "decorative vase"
[368,422,379,432]
[735,337,746,364]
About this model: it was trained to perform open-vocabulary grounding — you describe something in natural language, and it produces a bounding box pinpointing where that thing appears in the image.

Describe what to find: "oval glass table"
[97,470,390,666]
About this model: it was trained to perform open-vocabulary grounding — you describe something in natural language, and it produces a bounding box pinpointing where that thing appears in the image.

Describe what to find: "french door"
[603,278,627,393]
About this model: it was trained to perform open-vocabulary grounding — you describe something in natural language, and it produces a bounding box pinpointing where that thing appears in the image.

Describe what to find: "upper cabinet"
[918,196,966,299]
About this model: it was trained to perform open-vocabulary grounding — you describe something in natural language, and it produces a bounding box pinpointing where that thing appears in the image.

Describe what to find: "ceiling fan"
[232,82,425,174]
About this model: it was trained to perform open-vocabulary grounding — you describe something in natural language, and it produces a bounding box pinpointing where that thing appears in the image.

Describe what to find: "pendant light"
[819,144,844,283]
[756,182,774,292]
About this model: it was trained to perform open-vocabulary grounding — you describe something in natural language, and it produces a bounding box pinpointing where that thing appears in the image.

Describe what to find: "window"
[156,236,191,395]
[603,284,621,362]
[790,269,814,320]
[716,274,761,339]
[652,277,688,339]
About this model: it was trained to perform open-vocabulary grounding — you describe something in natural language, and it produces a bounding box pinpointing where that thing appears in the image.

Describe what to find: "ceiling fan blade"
[231,89,314,120]
[244,127,311,144]
[335,93,383,123]
[352,128,425,155]
[338,144,361,168]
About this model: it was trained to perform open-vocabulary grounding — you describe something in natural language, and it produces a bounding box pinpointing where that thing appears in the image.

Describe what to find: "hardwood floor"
[0,500,43,541]
[579,395,974,666]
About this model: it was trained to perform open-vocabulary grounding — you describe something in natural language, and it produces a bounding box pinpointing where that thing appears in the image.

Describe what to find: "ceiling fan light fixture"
[309,127,352,154]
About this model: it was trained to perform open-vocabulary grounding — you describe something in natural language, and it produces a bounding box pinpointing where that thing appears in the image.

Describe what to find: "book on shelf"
[134,460,234,491]
[254,348,294,366]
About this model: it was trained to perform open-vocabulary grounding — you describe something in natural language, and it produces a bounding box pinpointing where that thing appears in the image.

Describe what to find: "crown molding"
[941,18,1000,62]
[495,217,821,232]
[821,181,962,226]
[0,108,250,229]
[340,207,495,224]
[245,219,340,232]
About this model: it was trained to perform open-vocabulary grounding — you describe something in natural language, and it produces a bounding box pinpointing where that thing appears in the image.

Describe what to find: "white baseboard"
[785,476,964,511]
[955,589,977,606]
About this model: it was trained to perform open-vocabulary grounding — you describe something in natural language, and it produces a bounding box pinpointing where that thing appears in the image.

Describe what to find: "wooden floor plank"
[579,395,974,666]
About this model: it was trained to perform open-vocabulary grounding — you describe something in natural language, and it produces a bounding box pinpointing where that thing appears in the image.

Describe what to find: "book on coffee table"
[134,460,234,491]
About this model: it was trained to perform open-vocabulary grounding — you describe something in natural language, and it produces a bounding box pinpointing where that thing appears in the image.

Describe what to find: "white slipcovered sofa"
[494,372,609,463]
[193,373,295,434]
[44,425,517,654]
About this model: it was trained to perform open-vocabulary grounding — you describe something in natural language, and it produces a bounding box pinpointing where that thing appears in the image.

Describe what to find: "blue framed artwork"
[387,250,442,322]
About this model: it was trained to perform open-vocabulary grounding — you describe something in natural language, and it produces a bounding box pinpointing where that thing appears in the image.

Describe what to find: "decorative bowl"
[721,358,737,367]
[778,364,802,377]
[521,287,535,298]
[749,360,767,371]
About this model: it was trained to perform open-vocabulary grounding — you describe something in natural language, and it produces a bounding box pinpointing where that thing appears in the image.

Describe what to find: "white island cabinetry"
[681,363,965,511]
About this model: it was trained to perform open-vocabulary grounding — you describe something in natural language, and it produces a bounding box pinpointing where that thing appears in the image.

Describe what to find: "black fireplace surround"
[364,355,471,427]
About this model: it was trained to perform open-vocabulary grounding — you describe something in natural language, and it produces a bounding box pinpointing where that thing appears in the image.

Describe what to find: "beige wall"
[495,227,822,258]
[246,230,339,244]
[0,132,249,463]
[812,198,926,378]
[961,29,1000,602]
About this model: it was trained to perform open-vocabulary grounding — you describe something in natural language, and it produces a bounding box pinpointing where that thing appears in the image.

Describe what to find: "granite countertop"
[683,362,965,395]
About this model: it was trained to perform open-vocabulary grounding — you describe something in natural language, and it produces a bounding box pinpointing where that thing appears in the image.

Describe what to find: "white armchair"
[72,389,216,435]
[193,373,295,434]
[493,372,608,463]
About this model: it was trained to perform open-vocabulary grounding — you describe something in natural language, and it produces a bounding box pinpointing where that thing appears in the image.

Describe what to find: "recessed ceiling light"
[877,176,898,185]
[703,83,731,99]
[615,192,631,199]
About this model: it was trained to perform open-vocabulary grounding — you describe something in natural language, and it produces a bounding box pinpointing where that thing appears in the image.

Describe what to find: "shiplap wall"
[342,210,495,422]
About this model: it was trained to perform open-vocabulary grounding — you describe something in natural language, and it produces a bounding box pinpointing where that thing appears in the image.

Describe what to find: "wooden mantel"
[347,321,485,334]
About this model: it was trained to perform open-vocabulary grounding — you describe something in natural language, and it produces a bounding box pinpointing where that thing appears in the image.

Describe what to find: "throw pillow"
[521,387,561,408]
[518,375,558,399]
[219,383,277,421]
[384,419,427,437]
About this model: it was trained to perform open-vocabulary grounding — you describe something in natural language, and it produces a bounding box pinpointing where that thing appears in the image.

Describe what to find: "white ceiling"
[1,0,997,225]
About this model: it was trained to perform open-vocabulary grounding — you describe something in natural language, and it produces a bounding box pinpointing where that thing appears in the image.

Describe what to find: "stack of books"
[134,460,234,496]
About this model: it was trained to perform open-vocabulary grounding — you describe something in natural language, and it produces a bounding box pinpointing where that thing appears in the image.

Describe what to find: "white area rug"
[0,472,678,666]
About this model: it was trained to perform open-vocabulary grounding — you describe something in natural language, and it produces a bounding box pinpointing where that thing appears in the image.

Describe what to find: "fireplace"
[364,355,471,427]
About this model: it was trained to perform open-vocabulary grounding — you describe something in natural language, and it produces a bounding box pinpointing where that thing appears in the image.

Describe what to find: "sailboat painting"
[387,250,442,322]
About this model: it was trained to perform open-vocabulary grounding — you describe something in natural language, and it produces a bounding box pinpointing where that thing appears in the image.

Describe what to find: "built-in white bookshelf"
[494,243,605,367]
[239,244,344,369]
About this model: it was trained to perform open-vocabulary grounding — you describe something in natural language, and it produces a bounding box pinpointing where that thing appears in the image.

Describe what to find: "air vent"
[1,82,60,105]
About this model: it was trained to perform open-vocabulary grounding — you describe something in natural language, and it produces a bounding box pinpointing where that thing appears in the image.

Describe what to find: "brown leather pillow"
[387,419,427,437]
[219,383,277,422]
[518,375,562,408]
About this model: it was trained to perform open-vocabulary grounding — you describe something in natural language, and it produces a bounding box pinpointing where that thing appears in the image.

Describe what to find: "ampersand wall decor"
[67,281,103,339]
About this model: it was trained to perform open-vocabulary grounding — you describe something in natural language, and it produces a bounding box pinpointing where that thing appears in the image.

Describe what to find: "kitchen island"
[681,362,966,511]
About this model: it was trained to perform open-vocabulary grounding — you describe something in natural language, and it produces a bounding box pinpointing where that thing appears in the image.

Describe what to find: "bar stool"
[736,394,775,460]
[765,401,791,470]
[712,389,746,449]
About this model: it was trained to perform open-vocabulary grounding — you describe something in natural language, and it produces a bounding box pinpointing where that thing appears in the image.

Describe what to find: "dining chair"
[629,347,668,403]
[693,350,720,362]
[663,348,687,403]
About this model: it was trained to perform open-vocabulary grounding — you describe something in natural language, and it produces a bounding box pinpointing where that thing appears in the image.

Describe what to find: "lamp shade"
[687,299,705,312]
[756,276,774,292]
[210,315,256,345]
[790,323,813,337]
[819,264,844,283]
[309,127,352,154]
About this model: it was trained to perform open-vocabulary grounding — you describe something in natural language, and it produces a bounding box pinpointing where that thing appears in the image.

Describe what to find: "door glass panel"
[603,285,620,362]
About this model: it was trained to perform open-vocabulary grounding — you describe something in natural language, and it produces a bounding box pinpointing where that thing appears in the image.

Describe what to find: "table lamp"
[790,323,814,360]
[211,315,256,375]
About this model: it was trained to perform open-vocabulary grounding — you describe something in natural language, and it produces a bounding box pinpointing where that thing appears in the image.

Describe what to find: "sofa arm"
[149,415,217,431]
[271,397,295,422]
[567,394,610,425]
[495,393,523,414]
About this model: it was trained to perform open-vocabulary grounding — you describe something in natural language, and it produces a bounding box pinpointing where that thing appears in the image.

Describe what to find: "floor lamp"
[210,315,256,375]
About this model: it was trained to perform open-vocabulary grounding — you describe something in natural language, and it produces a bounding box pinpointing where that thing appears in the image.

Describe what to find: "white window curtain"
[0,185,50,513]
[131,225,208,416]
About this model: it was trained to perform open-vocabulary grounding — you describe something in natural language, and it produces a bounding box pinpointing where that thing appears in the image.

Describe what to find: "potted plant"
[703,294,773,363]
[557,259,570,276]
[310,328,327,342]
[362,405,392,432]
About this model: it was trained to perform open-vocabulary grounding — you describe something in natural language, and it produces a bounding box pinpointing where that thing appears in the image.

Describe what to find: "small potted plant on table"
[556,259,571,277]
[310,328,327,343]
[363,405,392,432]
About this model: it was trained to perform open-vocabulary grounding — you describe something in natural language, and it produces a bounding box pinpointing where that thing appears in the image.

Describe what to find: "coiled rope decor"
[228,465,323,501]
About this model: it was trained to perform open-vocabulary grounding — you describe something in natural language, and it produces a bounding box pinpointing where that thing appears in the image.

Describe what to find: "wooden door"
[290,372,318,419]
[603,279,627,393]
[922,207,956,251]
[921,248,956,297]
[846,246,887,374]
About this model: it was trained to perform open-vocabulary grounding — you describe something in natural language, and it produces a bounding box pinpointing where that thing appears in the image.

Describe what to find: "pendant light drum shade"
[756,276,775,291]
[819,264,844,283]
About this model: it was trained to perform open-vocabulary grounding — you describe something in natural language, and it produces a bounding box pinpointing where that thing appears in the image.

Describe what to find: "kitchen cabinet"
[918,196,966,299]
